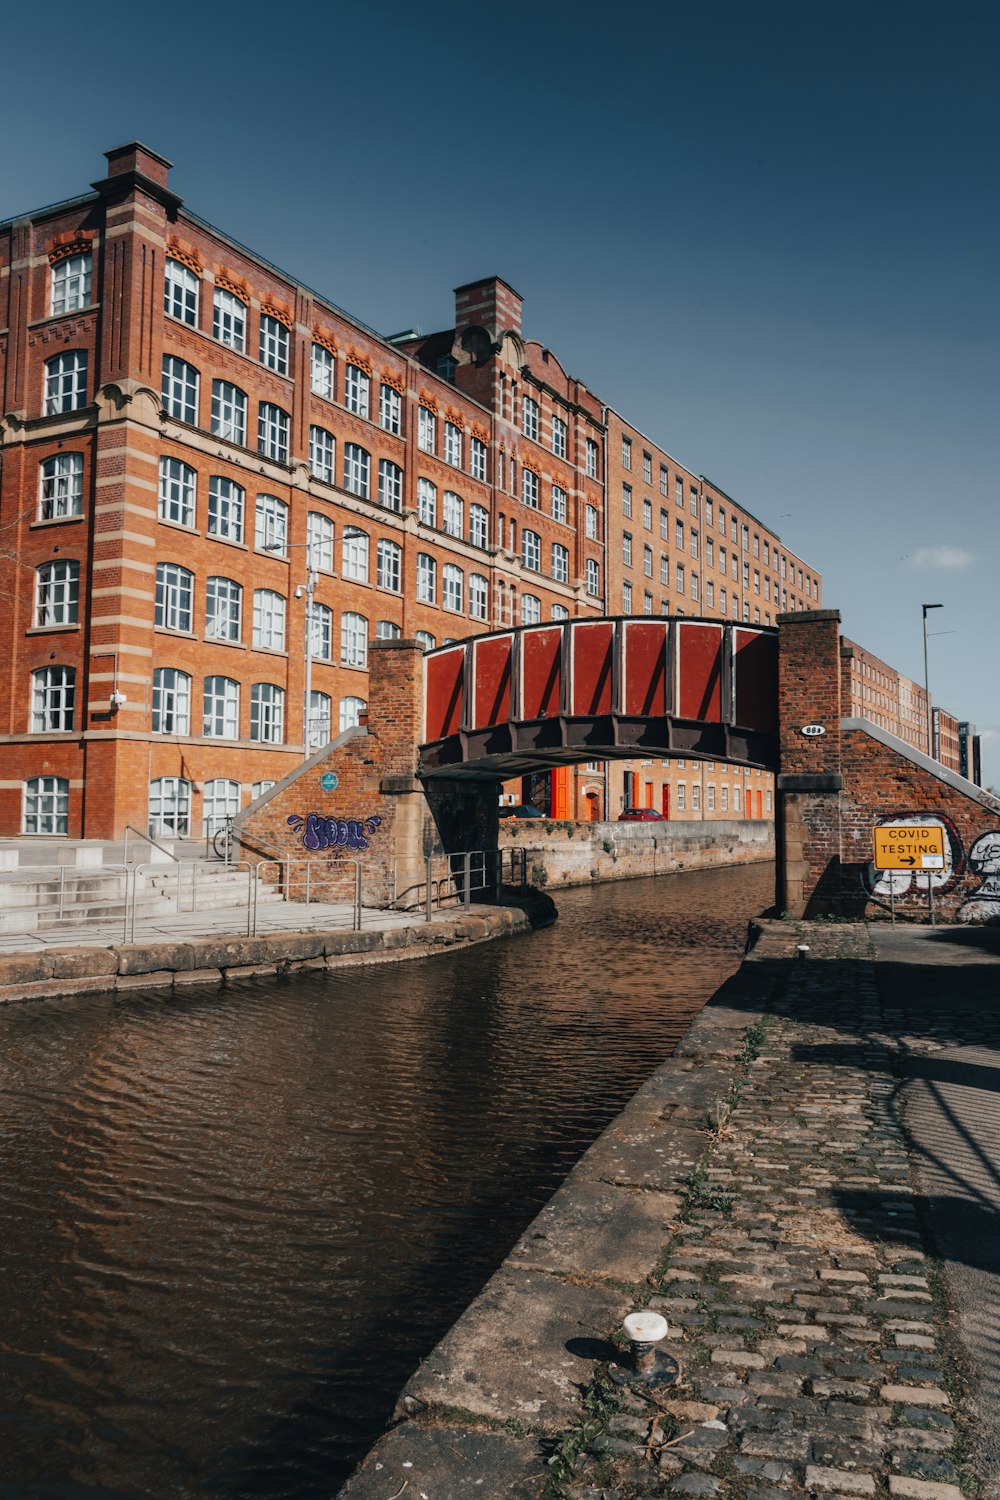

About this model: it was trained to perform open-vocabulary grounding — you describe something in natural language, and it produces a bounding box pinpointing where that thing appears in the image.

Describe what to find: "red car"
[618,807,667,822]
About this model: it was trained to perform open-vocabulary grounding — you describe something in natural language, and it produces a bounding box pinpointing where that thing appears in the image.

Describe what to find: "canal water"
[0,862,773,1498]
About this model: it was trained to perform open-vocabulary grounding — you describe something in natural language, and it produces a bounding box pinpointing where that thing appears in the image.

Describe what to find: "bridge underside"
[420,714,779,780]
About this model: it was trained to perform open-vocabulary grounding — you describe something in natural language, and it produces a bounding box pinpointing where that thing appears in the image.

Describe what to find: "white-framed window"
[414,630,436,652]
[470,503,489,549]
[344,363,370,418]
[343,443,370,498]
[24,775,70,835]
[585,504,598,539]
[40,452,84,520]
[706,579,715,607]
[339,695,367,732]
[444,421,463,467]
[470,436,487,481]
[721,784,729,812]
[417,477,437,527]
[621,435,632,469]
[623,532,633,567]
[551,602,569,621]
[676,520,684,550]
[158,456,196,527]
[676,477,684,508]
[155,562,193,632]
[161,356,198,423]
[259,314,289,375]
[378,459,403,511]
[379,382,402,433]
[522,469,539,508]
[691,485,700,517]
[164,258,199,325]
[151,667,191,735]
[677,563,685,595]
[643,591,653,615]
[377,538,401,592]
[205,575,243,641]
[622,483,633,517]
[660,555,669,586]
[623,580,633,612]
[341,611,368,668]
[35,559,79,626]
[522,395,539,440]
[551,485,567,523]
[342,527,369,582]
[469,573,488,621]
[309,424,335,483]
[208,475,245,541]
[643,498,653,531]
[691,572,699,601]
[551,542,569,583]
[442,563,463,613]
[521,593,541,625]
[551,414,567,457]
[30,665,75,731]
[443,491,463,538]
[418,406,436,453]
[51,252,91,316]
[308,601,333,661]
[251,780,276,800]
[733,784,741,811]
[660,466,669,497]
[203,675,240,738]
[307,511,335,572]
[585,557,600,596]
[692,783,701,812]
[522,529,541,571]
[307,691,332,749]
[253,588,286,650]
[250,683,284,742]
[643,452,652,483]
[644,544,653,577]
[376,619,401,640]
[148,777,190,837]
[585,438,599,478]
[311,342,335,399]
[213,288,246,352]
[416,552,436,603]
[202,778,242,837]
[258,402,289,463]
[255,493,288,554]
[211,380,247,445]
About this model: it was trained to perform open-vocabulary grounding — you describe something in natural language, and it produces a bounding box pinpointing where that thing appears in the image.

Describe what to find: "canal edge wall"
[0,901,549,1006]
[500,815,774,888]
[338,917,785,1496]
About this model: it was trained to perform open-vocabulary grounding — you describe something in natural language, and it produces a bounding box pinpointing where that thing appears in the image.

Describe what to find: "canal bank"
[339,918,1000,1500]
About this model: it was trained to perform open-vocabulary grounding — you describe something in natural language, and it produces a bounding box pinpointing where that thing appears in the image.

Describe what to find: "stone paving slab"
[340,921,1000,1498]
[338,1427,543,1499]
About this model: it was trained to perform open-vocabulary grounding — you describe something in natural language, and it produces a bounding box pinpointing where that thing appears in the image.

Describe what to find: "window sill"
[32,514,84,530]
[26,624,80,635]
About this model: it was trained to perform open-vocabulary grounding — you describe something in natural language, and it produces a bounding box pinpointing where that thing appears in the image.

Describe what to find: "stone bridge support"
[777,611,1000,921]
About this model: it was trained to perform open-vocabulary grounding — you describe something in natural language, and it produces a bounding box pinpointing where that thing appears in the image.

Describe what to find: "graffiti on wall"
[864,813,962,902]
[957,829,1000,923]
[287,813,382,852]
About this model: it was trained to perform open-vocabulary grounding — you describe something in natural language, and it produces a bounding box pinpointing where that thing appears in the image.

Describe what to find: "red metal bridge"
[420,617,778,779]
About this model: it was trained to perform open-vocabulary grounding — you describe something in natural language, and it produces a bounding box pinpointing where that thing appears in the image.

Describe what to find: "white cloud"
[907,546,973,571]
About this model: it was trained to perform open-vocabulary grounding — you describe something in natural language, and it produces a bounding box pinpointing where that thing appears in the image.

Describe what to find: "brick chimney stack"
[454,276,523,339]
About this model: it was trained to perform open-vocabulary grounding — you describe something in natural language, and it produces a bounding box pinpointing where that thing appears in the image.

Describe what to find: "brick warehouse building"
[0,142,963,841]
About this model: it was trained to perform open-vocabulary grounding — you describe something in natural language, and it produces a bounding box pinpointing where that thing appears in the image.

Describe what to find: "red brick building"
[6,141,959,842]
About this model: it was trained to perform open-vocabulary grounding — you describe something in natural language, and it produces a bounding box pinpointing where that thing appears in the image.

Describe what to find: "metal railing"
[0,863,131,934]
[123,825,181,865]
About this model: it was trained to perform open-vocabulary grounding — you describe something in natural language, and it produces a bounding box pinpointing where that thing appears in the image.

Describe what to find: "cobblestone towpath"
[340,920,1000,1500]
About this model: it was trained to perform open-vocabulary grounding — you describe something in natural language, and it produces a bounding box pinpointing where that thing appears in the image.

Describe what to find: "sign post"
[872,824,947,927]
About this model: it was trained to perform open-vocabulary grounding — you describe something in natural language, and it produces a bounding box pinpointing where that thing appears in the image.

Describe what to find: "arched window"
[258,402,289,463]
[307,511,334,572]
[164,258,199,325]
[202,778,241,836]
[416,553,436,604]
[342,528,369,582]
[205,576,243,642]
[376,538,401,592]
[307,601,333,661]
[152,668,191,734]
[24,775,69,835]
[442,564,463,613]
[255,494,288,554]
[309,425,336,483]
[35,560,79,626]
[155,562,193,632]
[51,252,91,316]
[344,363,370,417]
[340,612,368,668]
[307,691,332,749]
[469,573,488,621]
[339,695,367,733]
[148,776,191,837]
[158,457,196,527]
[252,589,286,651]
[39,453,83,520]
[521,594,541,625]
[250,683,284,743]
[443,491,463,537]
[343,443,370,499]
[213,287,246,351]
[203,676,240,738]
[161,355,198,424]
[311,343,334,400]
[30,666,75,731]
[375,620,401,640]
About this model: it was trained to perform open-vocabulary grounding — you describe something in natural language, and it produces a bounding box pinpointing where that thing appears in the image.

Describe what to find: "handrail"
[123,825,180,865]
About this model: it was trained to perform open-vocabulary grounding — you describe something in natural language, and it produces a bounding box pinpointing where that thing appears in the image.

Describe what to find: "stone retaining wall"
[499,817,775,889]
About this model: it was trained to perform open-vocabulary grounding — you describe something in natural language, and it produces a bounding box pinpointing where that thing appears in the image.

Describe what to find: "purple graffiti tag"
[287,812,383,852]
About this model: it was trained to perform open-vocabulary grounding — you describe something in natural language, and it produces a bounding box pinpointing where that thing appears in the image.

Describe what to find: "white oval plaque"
[800,724,826,737]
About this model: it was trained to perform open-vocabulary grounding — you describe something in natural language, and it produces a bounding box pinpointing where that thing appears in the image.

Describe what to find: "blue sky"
[5,0,998,784]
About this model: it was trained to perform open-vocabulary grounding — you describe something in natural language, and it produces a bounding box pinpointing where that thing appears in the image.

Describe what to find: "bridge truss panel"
[570,620,614,717]
[621,620,670,717]
[675,621,725,723]
[733,628,779,734]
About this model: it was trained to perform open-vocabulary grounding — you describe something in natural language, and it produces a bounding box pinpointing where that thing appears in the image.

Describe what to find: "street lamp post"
[922,603,943,758]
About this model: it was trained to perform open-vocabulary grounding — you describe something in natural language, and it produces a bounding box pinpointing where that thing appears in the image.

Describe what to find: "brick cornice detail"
[47,231,96,265]
[261,293,293,329]
[165,235,203,275]
[215,268,251,303]
[379,367,404,395]
[418,391,438,415]
[470,422,490,445]
[346,345,373,376]
[312,326,338,356]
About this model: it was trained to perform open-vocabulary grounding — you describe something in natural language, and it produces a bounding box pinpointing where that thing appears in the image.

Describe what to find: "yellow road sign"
[873,824,946,871]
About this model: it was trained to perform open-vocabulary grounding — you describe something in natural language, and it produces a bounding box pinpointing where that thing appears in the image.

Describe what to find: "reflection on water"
[0,863,772,1497]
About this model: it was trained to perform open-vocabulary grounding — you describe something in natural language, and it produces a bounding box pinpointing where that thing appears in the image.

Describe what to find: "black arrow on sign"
[899,855,916,865]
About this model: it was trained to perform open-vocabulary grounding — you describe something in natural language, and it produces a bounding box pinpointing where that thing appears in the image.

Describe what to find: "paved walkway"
[340,920,1000,1499]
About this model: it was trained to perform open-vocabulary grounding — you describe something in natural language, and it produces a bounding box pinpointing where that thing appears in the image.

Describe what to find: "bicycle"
[212,815,236,862]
